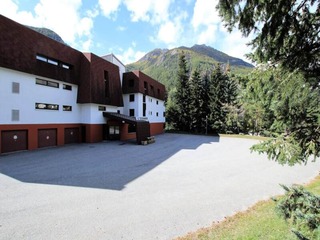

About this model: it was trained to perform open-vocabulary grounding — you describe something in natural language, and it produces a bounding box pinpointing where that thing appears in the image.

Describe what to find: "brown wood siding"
[122,71,166,100]
[1,130,28,153]
[0,15,82,85]
[64,128,80,144]
[77,53,124,106]
[38,129,57,148]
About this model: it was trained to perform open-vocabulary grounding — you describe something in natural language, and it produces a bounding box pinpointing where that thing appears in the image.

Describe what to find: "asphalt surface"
[0,133,319,240]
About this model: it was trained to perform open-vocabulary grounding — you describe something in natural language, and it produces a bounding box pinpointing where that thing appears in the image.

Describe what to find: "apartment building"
[0,15,165,154]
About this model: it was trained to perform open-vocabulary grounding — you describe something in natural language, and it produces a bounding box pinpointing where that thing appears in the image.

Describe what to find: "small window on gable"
[98,106,106,111]
[63,84,72,90]
[129,94,135,102]
[129,79,134,87]
[12,82,20,94]
[63,105,72,111]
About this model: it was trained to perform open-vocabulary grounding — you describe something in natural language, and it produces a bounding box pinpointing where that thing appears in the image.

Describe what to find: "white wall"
[0,67,81,124]
[80,104,118,124]
[0,67,118,125]
[123,93,165,123]
[102,54,126,85]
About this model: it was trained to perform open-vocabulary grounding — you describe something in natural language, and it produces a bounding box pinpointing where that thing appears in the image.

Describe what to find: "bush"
[274,185,320,239]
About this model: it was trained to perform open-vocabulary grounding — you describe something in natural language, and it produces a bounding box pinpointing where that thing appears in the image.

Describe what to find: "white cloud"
[0,0,94,50]
[123,0,172,24]
[98,0,122,19]
[192,0,220,30]
[219,24,254,62]
[197,24,217,44]
[117,47,146,64]
[155,10,187,45]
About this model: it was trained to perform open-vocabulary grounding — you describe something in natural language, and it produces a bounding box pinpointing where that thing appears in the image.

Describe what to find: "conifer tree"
[174,52,192,131]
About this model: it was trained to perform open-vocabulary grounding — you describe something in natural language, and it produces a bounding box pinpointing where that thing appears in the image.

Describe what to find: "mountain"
[190,44,253,68]
[126,44,254,91]
[27,26,66,44]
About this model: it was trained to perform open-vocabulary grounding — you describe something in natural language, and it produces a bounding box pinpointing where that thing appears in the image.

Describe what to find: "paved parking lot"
[0,133,319,240]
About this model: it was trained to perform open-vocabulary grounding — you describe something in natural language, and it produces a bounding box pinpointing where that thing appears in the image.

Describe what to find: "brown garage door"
[64,128,80,144]
[1,130,28,153]
[38,129,57,148]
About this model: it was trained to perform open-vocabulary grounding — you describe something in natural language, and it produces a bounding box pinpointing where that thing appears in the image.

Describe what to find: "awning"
[103,112,148,124]
[103,112,151,144]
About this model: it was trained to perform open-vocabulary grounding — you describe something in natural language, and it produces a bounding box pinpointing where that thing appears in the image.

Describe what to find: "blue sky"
[1,0,254,64]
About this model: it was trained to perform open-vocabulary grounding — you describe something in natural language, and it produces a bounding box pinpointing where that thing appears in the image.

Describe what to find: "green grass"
[176,175,320,240]
[219,134,270,141]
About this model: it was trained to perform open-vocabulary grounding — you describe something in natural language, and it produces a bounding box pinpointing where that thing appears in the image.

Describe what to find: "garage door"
[64,128,80,144]
[38,129,57,148]
[1,130,28,153]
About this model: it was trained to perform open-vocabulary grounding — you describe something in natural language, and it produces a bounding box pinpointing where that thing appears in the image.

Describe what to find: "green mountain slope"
[126,45,253,91]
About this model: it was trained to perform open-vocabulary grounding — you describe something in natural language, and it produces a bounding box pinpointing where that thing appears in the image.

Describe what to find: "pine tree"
[173,53,192,131]
[189,68,208,133]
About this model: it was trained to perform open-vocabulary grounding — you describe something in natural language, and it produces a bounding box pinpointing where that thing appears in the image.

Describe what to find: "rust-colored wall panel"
[64,128,80,144]
[1,130,28,153]
[0,124,83,153]
[150,123,165,135]
[120,124,136,141]
[123,71,166,100]
[83,124,104,143]
[38,129,57,148]
[0,15,82,85]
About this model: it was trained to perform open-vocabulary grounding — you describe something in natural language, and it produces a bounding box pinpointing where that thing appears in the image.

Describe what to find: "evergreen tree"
[217,0,320,83]
[189,68,208,133]
[172,53,192,131]
[218,0,320,166]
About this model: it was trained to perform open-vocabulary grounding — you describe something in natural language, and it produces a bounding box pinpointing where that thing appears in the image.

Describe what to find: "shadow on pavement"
[0,133,219,191]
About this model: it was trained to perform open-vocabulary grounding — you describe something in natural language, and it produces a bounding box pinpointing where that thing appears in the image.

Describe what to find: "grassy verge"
[176,175,320,240]
[219,134,270,141]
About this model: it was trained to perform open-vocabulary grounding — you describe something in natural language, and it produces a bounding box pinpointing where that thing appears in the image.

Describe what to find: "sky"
[1,0,254,65]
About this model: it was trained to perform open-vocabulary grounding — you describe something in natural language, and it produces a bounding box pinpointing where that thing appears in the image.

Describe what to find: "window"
[163,112,166,117]
[128,124,136,133]
[98,106,106,111]
[150,85,154,95]
[144,81,148,94]
[35,103,59,110]
[12,82,20,93]
[36,54,72,69]
[129,94,135,102]
[104,71,109,98]
[12,109,19,121]
[156,100,159,105]
[143,95,146,103]
[156,112,159,117]
[62,64,70,69]
[36,78,59,88]
[109,126,120,135]
[129,109,135,117]
[129,79,134,87]
[63,105,72,111]
[143,103,146,117]
[63,84,72,90]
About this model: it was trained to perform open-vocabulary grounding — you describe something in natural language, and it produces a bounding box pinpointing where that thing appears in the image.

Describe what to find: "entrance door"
[108,125,120,140]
